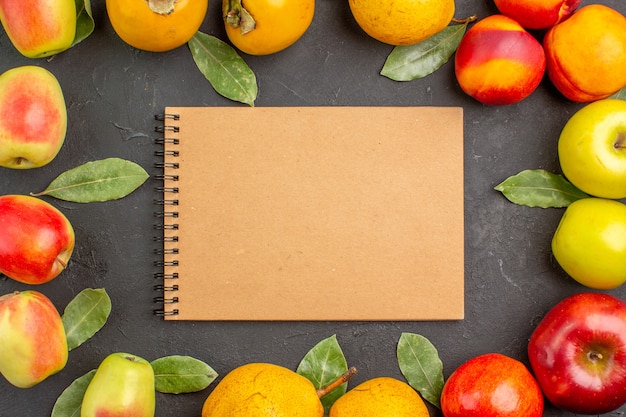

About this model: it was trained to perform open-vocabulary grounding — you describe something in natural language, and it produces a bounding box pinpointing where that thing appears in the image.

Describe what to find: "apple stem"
[316,367,357,399]
[589,351,604,361]
[451,15,478,25]
[615,132,626,149]
[56,257,67,269]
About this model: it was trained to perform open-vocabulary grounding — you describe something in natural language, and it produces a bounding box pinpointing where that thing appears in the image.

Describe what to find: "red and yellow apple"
[0,290,68,388]
[0,0,76,58]
[493,0,581,30]
[0,65,67,169]
[440,353,544,417]
[543,4,626,102]
[81,352,156,417]
[0,194,75,284]
[454,14,546,106]
[558,99,626,200]
[528,292,626,414]
[552,198,626,290]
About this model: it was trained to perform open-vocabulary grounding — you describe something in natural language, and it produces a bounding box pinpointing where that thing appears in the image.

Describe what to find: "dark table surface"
[2,0,626,416]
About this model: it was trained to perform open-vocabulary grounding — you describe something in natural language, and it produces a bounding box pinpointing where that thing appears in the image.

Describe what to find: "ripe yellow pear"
[329,377,430,417]
[348,0,455,45]
[202,363,324,417]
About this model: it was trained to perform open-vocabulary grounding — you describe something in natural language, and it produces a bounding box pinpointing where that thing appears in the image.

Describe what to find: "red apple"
[454,14,546,106]
[0,290,68,388]
[440,353,543,417]
[0,0,76,58]
[0,194,75,284]
[528,292,626,414]
[493,0,581,30]
[0,66,67,169]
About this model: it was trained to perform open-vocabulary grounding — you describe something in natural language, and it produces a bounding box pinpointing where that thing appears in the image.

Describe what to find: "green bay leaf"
[62,288,112,351]
[381,24,467,81]
[151,355,218,394]
[610,87,626,101]
[32,158,149,203]
[495,169,589,208]
[297,334,348,415]
[189,31,258,106]
[51,369,95,417]
[397,332,444,409]
[72,0,95,47]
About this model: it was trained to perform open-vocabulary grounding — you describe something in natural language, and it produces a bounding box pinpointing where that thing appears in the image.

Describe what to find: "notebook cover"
[157,106,464,321]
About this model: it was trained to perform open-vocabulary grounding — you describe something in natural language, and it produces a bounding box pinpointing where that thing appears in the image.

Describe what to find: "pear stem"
[451,15,478,24]
[316,367,357,399]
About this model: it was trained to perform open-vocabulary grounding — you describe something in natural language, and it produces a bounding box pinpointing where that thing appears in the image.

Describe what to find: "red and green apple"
[0,194,75,284]
[0,65,67,169]
[0,290,68,388]
[0,0,76,58]
[81,352,156,417]
[440,352,544,417]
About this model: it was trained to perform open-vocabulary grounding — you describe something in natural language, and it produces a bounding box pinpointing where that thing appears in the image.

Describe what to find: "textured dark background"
[1,0,625,416]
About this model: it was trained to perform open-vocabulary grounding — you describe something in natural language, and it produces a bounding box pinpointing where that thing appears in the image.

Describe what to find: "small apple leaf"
[397,332,444,409]
[31,158,149,203]
[381,23,468,81]
[151,355,218,394]
[495,169,589,208]
[610,87,626,101]
[51,369,95,417]
[72,0,95,47]
[188,31,257,107]
[62,288,112,351]
[297,334,349,415]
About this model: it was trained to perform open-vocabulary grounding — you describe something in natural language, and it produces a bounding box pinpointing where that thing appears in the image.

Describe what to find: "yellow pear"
[202,363,324,417]
[348,0,455,46]
[329,377,430,417]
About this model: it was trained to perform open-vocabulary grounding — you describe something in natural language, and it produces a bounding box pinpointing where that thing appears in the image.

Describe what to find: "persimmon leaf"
[32,158,149,203]
[62,288,111,351]
[188,31,257,106]
[495,169,589,208]
[397,332,444,409]
[51,369,96,417]
[72,0,95,47]
[151,355,218,394]
[381,24,467,81]
[297,335,348,414]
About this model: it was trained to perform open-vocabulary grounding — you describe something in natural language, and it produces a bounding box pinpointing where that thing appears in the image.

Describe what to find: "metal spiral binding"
[153,113,180,317]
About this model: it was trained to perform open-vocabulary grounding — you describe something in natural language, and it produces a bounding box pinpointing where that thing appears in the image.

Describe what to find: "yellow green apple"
[81,352,156,417]
[0,290,68,388]
[0,0,76,58]
[0,65,67,169]
[0,194,75,284]
[552,198,626,289]
[558,99,626,199]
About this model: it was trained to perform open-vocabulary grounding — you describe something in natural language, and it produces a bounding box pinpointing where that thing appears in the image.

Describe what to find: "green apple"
[558,99,626,199]
[0,291,68,388]
[0,66,67,169]
[0,194,75,284]
[81,352,156,417]
[552,198,626,289]
[0,0,76,58]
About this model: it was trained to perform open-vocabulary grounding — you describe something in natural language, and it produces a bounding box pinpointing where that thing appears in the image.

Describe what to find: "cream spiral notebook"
[153,106,464,321]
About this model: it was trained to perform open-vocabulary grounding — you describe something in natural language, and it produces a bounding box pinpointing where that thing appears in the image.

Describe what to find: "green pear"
[81,352,155,417]
[0,290,68,388]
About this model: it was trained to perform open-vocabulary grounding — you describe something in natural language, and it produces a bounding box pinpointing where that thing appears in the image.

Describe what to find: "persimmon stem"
[316,367,357,398]
[451,15,478,24]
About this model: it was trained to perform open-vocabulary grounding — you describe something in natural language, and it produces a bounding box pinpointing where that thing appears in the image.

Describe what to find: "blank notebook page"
[159,106,464,321]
